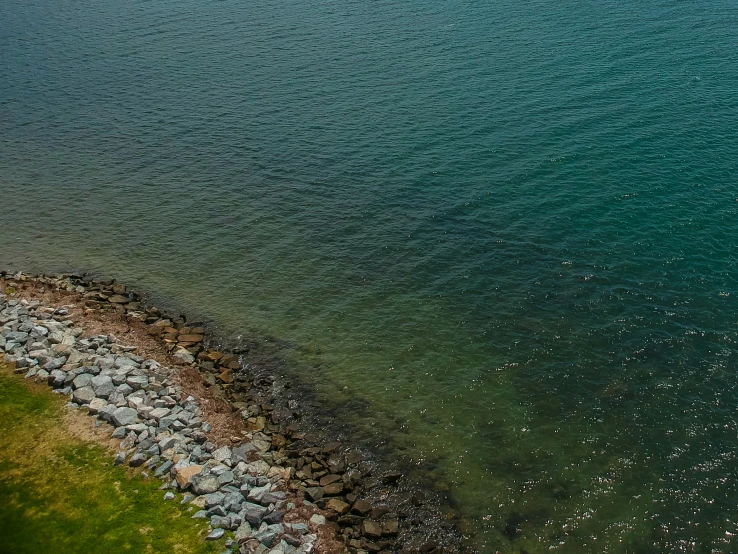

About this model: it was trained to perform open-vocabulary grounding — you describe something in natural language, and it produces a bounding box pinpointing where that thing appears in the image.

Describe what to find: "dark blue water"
[2,0,738,551]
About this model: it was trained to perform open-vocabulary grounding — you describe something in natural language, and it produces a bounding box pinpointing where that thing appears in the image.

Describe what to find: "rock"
[309,514,325,526]
[72,386,96,405]
[72,373,93,389]
[211,515,231,529]
[126,375,148,390]
[319,474,342,487]
[111,407,138,427]
[163,491,175,500]
[191,474,221,495]
[48,369,67,387]
[263,509,286,525]
[234,521,253,540]
[369,506,390,520]
[178,334,203,343]
[111,426,127,439]
[382,520,399,536]
[211,446,232,462]
[322,482,343,496]
[247,484,271,503]
[361,520,382,539]
[108,294,129,304]
[205,491,226,508]
[206,528,225,541]
[88,397,108,414]
[155,460,174,477]
[129,452,148,467]
[253,526,281,548]
[325,498,350,515]
[149,407,171,422]
[43,357,67,371]
[351,499,372,516]
[304,487,323,502]
[175,464,204,488]
[91,375,115,398]
[242,502,269,526]
[173,350,195,364]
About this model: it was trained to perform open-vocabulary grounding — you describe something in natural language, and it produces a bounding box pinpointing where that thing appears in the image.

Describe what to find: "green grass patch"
[0,361,223,554]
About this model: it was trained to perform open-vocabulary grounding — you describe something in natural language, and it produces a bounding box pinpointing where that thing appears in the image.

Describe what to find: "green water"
[2,0,738,551]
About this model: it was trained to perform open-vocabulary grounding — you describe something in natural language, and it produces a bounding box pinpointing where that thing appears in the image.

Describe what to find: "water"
[2,0,738,551]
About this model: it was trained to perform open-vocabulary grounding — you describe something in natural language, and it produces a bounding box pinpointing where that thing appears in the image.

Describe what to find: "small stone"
[242,502,269,526]
[309,514,325,526]
[175,464,203,488]
[91,375,115,398]
[361,520,382,539]
[322,482,343,496]
[351,499,372,516]
[206,528,225,541]
[319,474,342,487]
[234,521,253,540]
[149,407,171,422]
[163,492,175,500]
[72,373,93,389]
[87,397,107,414]
[382,520,399,536]
[191,474,221,495]
[211,446,232,462]
[72,386,96,405]
[325,498,350,515]
[111,407,138,427]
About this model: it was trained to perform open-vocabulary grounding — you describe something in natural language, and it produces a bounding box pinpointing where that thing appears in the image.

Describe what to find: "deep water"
[2,0,738,551]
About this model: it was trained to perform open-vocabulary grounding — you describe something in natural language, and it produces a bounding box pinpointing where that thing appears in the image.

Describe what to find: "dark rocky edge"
[0,271,463,554]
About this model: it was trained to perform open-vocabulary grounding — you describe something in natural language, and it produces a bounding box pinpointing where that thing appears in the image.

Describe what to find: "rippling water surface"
[3,0,738,551]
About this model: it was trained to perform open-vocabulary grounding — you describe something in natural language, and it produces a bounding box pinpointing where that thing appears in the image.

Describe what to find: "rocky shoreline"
[0,271,462,554]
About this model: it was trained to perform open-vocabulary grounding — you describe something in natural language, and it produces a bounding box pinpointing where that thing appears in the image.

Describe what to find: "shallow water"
[2,0,738,551]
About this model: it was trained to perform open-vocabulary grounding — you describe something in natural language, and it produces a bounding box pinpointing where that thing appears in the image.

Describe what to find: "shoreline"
[0,270,464,554]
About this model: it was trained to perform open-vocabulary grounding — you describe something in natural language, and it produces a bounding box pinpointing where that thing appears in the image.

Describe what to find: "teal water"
[2,0,738,551]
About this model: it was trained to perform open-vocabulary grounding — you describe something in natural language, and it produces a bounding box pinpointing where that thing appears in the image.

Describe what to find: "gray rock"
[111,406,138,427]
[48,369,67,387]
[241,502,269,526]
[192,510,209,519]
[72,373,94,389]
[126,375,149,390]
[163,491,175,500]
[206,528,225,541]
[209,505,228,517]
[191,474,221,495]
[218,470,235,486]
[91,375,115,398]
[211,446,232,463]
[223,491,244,512]
[43,357,67,371]
[154,460,174,477]
[205,491,226,508]
[149,407,171,422]
[72,386,96,405]
[263,509,286,525]
[235,521,253,541]
[129,452,148,467]
[111,426,127,439]
[253,525,282,548]
[248,484,271,503]
[87,397,108,414]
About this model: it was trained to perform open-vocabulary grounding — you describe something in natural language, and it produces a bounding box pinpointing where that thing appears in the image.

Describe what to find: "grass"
[0,361,223,554]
